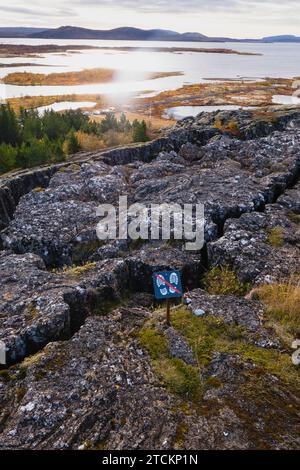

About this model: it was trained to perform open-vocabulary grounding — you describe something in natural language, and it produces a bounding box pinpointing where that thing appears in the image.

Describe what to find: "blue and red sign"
[153,271,183,300]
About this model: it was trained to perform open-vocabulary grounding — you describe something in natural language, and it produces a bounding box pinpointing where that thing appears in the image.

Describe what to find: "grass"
[255,278,300,337]
[267,227,285,247]
[171,306,300,390]
[174,422,189,450]
[138,304,300,411]
[203,266,250,296]
[138,326,202,402]
[54,262,97,276]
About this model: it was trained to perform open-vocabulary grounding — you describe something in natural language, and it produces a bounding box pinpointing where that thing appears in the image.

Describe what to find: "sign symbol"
[153,272,183,298]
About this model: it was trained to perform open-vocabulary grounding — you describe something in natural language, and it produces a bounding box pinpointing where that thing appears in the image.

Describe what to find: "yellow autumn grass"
[255,276,300,337]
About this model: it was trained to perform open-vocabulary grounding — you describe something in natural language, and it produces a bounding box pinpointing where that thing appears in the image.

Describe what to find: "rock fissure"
[0,108,300,451]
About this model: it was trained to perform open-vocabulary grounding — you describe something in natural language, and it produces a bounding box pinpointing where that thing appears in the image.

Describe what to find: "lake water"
[37,101,97,115]
[164,105,255,119]
[272,94,300,105]
[0,38,300,103]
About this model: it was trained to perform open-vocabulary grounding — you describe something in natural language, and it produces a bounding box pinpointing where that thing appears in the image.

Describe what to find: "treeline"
[0,104,148,174]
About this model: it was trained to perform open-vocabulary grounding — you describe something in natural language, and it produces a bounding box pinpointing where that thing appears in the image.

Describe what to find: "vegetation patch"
[255,279,300,337]
[3,69,181,86]
[267,226,285,247]
[54,262,97,276]
[173,422,188,450]
[287,211,300,225]
[171,306,300,390]
[213,118,242,137]
[138,326,202,402]
[0,104,149,175]
[203,266,250,296]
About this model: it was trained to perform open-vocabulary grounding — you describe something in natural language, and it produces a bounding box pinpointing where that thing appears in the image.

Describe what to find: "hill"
[263,35,300,42]
[0,27,48,37]
[29,25,212,41]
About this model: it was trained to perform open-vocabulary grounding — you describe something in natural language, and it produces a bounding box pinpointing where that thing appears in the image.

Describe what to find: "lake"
[0,38,300,103]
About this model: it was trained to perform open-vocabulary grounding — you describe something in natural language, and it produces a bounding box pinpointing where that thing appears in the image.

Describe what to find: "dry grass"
[255,277,300,337]
[53,262,97,276]
[267,227,285,247]
[213,118,242,136]
[3,69,181,86]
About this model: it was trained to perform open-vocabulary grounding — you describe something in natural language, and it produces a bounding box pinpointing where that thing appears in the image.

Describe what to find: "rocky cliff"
[0,107,299,450]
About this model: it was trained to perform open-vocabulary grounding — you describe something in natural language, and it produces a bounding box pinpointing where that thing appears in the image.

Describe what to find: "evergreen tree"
[0,104,20,146]
[132,119,148,142]
[67,132,81,154]
[0,143,18,173]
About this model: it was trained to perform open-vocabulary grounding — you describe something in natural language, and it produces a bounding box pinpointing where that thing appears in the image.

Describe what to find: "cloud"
[0,2,77,18]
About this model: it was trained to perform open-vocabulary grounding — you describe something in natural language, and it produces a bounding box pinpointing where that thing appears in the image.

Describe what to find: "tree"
[66,132,81,154]
[42,110,69,141]
[0,143,18,174]
[20,108,43,141]
[17,137,64,168]
[100,112,118,133]
[132,119,148,142]
[0,104,20,146]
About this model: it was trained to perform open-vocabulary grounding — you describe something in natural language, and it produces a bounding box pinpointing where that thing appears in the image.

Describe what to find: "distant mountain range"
[0,27,48,37]
[0,26,300,42]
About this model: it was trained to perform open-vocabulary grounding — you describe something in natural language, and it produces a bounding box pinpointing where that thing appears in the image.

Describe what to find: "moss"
[138,327,169,360]
[171,306,300,391]
[267,226,284,247]
[203,266,249,296]
[287,211,300,225]
[154,357,202,402]
[206,376,222,388]
[20,351,45,369]
[173,422,188,450]
[44,353,67,372]
[217,340,300,389]
[171,307,244,367]
[138,326,202,402]
[0,369,11,382]
[93,439,108,450]
[15,386,27,402]
[56,262,97,276]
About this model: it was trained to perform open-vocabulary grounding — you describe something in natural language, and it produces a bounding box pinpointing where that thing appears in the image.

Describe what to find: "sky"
[0,0,299,38]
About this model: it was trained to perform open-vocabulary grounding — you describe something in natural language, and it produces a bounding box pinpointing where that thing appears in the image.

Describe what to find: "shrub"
[203,266,249,296]
[76,131,105,151]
